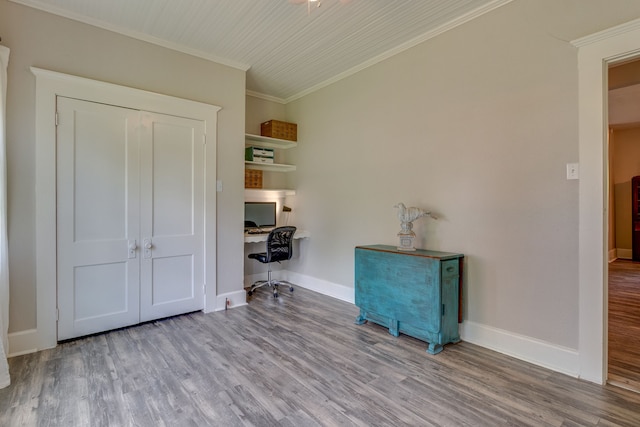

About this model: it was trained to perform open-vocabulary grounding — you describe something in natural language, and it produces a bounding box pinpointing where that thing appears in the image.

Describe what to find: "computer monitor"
[244,201,276,228]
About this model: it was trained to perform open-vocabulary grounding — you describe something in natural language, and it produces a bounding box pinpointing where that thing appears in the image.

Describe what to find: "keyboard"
[246,229,270,235]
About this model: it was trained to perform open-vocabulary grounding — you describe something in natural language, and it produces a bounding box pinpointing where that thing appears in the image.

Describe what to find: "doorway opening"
[607,58,640,392]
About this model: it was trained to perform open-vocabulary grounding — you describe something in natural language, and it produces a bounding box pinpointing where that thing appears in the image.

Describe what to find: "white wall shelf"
[245,133,297,149]
[245,133,297,192]
[245,161,296,172]
[245,189,296,199]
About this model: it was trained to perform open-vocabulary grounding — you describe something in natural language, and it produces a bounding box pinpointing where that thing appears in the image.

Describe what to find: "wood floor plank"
[2,285,640,426]
[609,259,640,393]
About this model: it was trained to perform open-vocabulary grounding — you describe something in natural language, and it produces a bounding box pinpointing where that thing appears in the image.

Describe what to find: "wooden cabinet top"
[356,245,463,260]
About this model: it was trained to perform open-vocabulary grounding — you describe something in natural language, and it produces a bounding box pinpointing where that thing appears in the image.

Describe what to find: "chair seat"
[248,252,268,263]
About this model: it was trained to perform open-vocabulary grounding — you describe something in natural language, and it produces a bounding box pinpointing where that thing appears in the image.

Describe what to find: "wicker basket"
[244,169,263,189]
[261,120,297,141]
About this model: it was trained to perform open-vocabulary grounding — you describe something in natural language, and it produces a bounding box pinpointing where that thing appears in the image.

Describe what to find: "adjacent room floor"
[2,286,640,426]
[609,259,640,393]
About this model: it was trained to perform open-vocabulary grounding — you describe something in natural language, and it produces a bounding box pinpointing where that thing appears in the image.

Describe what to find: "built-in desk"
[244,229,310,243]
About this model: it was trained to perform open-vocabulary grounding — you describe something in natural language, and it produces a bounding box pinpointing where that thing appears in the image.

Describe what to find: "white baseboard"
[281,270,355,304]
[245,270,354,304]
[460,321,580,378]
[7,329,40,357]
[210,290,248,312]
[616,248,632,260]
[10,273,582,381]
[246,272,580,378]
[8,290,249,356]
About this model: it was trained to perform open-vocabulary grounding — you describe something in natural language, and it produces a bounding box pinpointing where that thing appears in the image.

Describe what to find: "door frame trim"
[31,67,220,350]
[573,18,640,384]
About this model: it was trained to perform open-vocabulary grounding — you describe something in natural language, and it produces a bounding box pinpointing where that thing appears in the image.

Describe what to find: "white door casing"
[31,67,220,351]
[573,19,640,384]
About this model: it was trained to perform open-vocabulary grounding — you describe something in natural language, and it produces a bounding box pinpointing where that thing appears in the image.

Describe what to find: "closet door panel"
[57,99,208,339]
[139,112,205,321]
[56,97,141,340]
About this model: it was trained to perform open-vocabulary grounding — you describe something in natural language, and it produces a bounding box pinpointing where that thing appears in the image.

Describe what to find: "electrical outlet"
[216,180,223,192]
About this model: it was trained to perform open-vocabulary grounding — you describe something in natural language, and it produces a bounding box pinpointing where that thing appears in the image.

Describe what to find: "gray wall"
[0,0,246,334]
[278,0,640,349]
[242,1,640,355]
[6,0,640,371]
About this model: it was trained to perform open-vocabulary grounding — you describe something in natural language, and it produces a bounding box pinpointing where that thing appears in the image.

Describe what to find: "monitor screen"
[244,202,276,228]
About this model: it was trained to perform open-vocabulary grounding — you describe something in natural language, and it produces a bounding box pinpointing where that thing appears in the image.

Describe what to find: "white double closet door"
[56,96,205,340]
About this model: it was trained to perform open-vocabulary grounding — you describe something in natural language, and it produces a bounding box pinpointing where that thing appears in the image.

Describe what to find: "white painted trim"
[7,329,40,357]
[246,270,354,304]
[9,0,250,72]
[245,90,287,105]
[245,270,582,378]
[31,67,220,350]
[574,22,640,384]
[211,290,248,313]
[10,0,512,103]
[244,189,296,200]
[284,272,354,304]
[245,270,588,379]
[571,18,640,48]
[284,0,514,103]
[460,321,580,378]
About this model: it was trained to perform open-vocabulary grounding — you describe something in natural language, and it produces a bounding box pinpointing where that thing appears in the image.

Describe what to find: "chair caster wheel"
[273,292,279,298]
[247,290,253,296]
[289,287,294,292]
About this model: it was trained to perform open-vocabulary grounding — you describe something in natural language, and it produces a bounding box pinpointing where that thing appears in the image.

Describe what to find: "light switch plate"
[566,163,579,180]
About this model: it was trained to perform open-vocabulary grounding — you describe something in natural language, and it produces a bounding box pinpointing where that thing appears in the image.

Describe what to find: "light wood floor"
[2,286,640,426]
[609,259,640,392]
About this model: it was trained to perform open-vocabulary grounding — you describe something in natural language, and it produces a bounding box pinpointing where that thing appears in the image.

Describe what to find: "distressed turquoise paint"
[355,245,464,355]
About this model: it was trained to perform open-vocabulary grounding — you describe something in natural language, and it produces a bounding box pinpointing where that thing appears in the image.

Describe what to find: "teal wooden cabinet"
[354,245,464,354]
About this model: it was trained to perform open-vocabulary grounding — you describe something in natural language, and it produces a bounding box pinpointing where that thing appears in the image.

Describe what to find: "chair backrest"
[266,226,297,263]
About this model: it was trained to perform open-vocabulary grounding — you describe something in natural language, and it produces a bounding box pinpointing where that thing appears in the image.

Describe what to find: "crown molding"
[9,0,251,72]
[571,17,640,48]
[11,0,514,103]
[284,0,514,103]
[245,90,287,104]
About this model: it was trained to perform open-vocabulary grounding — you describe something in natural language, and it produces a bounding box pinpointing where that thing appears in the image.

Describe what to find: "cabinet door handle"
[446,266,455,273]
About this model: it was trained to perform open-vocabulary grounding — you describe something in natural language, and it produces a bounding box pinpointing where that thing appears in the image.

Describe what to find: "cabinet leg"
[389,319,399,337]
[427,343,443,355]
[354,311,367,325]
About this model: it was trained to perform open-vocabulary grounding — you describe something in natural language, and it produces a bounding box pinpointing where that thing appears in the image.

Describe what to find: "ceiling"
[10,0,512,102]
[609,84,640,128]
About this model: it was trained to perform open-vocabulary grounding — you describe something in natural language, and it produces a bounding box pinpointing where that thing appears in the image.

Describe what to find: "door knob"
[128,239,137,259]
[143,238,153,259]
